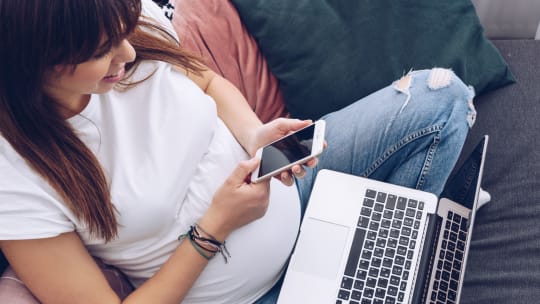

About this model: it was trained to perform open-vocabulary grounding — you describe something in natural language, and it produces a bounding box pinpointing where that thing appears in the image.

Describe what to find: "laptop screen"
[440,136,487,210]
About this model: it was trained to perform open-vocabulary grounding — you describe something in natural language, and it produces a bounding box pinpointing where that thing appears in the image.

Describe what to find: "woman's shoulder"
[0,138,75,240]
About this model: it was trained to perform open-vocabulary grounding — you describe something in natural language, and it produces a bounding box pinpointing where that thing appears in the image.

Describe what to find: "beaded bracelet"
[179,224,231,263]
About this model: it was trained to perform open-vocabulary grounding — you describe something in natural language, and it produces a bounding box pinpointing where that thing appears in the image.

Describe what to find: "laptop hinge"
[411,213,442,303]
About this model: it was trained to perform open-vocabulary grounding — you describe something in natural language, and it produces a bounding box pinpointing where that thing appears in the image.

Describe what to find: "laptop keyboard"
[428,211,469,304]
[336,189,426,304]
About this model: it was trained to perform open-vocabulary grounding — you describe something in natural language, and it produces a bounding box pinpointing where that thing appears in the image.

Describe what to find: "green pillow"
[231,0,516,120]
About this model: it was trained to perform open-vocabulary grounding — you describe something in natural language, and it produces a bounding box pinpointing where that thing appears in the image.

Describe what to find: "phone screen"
[258,124,315,178]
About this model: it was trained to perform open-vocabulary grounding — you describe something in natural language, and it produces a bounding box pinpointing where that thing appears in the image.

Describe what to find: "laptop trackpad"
[290,218,350,280]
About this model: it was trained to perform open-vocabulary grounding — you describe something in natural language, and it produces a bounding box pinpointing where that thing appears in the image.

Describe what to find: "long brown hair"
[0,0,204,241]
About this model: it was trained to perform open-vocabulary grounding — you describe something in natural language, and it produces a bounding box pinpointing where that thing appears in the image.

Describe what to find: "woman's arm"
[187,68,263,155]
[0,158,269,304]
[187,68,315,157]
[187,67,319,185]
[0,232,207,304]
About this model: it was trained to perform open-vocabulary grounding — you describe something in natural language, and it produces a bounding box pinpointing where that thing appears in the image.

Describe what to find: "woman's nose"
[113,39,136,64]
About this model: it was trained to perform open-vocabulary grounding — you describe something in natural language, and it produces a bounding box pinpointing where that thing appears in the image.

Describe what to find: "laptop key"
[344,228,366,276]
[400,280,407,291]
[338,289,350,300]
[364,287,374,298]
[365,189,377,199]
[448,289,457,301]
[364,198,375,207]
[359,216,370,228]
[388,285,398,296]
[366,277,377,288]
[397,197,407,209]
[357,270,368,280]
[437,291,447,302]
[385,195,397,209]
[460,218,468,231]
[352,290,362,301]
[374,203,384,212]
[359,260,370,270]
[354,279,365,290]
[390,275,400,286]
[341,276,354,290]
[375,288,386,298]
[369,267,379,278]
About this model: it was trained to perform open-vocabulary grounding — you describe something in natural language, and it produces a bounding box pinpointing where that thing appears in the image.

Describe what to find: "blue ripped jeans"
[254,68,475,304]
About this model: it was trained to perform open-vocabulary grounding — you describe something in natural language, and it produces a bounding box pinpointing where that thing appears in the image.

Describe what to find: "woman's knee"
[395,68,476,128]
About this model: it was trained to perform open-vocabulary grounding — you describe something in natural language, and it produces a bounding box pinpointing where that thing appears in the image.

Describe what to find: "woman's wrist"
[243,128,262,157]
[179,224,231,263]
[197,215,231,243]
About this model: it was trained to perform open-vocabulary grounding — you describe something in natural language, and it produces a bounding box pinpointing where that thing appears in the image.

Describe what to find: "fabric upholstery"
[0,259,134,303]
[459,39,540,303]
[231,0,516,120]
[172,0,287,123]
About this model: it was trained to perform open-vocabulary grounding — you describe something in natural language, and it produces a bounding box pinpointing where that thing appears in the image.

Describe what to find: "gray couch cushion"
[460,39,540,303]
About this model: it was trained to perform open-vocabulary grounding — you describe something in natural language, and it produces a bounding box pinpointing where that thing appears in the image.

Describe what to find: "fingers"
[276,164,307,187]
[304,157,319,168]
[279,171,295,186]
[274,118,313,134]
[229,157,260,185]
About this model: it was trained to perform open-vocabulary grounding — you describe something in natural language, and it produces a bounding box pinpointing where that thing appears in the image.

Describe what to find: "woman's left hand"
[247,118,324,186]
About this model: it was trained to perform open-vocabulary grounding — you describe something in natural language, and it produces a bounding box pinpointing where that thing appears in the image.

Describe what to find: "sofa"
[173,2,540,302]
[1,0,539,303]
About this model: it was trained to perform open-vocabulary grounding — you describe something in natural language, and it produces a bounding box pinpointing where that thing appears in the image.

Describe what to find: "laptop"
[277,136,488,304]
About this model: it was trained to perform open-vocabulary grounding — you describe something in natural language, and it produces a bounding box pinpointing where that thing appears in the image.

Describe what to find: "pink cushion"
[0,260,133,302]
[0,268,38,304]
[172,0,288,122]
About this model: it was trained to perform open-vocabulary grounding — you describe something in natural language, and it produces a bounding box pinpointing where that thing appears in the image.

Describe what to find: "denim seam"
[416,130,441,190]
[362,125,444,190]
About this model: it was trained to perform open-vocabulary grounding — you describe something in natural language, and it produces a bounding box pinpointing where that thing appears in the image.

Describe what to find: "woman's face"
[44,39,136,117]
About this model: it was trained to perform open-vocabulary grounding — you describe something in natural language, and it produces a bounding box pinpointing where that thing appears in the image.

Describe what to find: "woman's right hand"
[198,157,270,241]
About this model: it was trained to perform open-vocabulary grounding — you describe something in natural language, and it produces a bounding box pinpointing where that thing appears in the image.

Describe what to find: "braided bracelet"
[188,236,216,260]
[178,224,231,263]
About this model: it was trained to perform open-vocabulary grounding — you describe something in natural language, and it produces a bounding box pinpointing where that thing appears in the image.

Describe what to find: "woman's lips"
[102,67,125,83]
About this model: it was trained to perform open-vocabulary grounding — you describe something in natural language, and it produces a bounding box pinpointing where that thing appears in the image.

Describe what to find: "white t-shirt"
[0,9,301,303]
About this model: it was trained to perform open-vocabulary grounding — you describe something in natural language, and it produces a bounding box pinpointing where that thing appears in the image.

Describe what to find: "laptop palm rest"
[290,218,350,280]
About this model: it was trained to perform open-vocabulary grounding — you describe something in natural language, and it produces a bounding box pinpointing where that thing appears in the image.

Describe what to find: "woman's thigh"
[296,68,476,210]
